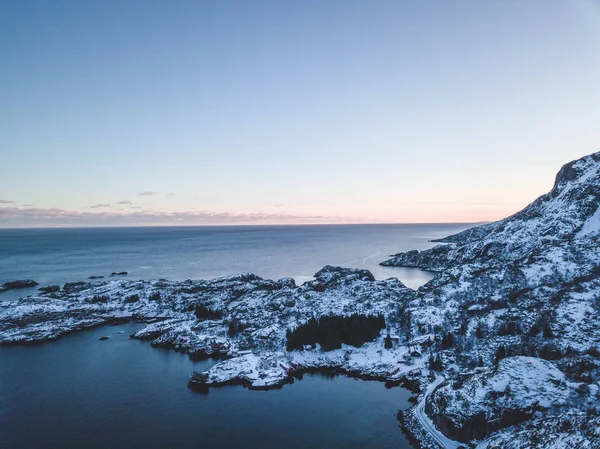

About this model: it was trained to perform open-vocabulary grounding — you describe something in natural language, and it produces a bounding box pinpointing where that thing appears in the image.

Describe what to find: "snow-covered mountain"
[384,151,600,447]
[383,151,600,271]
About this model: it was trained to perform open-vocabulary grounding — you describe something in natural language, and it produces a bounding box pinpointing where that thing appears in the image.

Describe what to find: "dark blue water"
[0,323,413,449]
[0,224,470,300]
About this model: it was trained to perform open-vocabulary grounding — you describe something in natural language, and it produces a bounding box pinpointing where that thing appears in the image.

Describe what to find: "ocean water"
[0,224,470,300]
[0,223,472,449]
[0,323,414,449]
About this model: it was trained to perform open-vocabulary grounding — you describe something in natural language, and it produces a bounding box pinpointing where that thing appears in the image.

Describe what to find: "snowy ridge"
[382,151,600,270]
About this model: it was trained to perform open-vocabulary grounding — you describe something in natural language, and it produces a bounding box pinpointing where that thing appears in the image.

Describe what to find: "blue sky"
[2,0,600,227]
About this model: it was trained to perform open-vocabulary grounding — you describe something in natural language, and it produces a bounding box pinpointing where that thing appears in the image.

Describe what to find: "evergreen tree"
[384,335,393,349]
[285,314,385,352]
[435,354,443,370]
[441,332,454,350]
[195,305,222,320]
[475,321,486,339]
[428,353,435,369]
[428,352,443,371]
[494,345,506,365]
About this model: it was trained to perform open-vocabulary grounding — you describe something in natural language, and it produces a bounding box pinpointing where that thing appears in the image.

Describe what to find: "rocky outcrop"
[63,281,87,292]
[38,285,60,293]
[380,246,454,271]
[426,357,574,442]
[0,280,38,293]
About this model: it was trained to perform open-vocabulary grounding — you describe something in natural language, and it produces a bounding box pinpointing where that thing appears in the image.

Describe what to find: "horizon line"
[0,221,488,231]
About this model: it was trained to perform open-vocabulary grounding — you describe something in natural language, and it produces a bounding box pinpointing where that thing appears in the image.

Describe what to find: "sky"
[1,0,600,228]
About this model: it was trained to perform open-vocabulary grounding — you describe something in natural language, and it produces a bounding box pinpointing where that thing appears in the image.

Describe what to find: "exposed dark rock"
[381,245,454,271]
[106,317,130,326]
[90,295,109,303]
[63,282,87,292]
[314,265,376,284]
[0,280,38,293]
[111,271,128,276]
[130,329,165,341]
[99,336,109,341]
[124,294,139,303]
[38,285,60,293]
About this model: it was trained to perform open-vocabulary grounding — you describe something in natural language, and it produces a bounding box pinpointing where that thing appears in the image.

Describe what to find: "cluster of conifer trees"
[286,314,386,351]
[194,305,223,320]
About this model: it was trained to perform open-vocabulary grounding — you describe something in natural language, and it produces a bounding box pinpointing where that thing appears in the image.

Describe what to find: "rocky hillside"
[384,152,600,447]
[382,151,600,271]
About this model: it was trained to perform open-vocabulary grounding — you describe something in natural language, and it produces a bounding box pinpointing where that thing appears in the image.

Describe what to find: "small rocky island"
[0,279,38,293]
[2,152,600,448]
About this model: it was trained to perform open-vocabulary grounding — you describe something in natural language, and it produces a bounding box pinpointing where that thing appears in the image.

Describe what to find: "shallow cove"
[0,323,414,449]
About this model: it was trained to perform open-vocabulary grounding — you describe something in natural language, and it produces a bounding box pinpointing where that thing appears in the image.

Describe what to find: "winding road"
[414,376,462,449]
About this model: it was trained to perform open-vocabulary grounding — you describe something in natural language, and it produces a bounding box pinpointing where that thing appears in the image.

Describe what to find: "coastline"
[4,154,600,449]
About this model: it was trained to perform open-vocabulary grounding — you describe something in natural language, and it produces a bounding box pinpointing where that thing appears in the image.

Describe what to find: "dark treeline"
[286,314,385,352]
[195,305,223,320]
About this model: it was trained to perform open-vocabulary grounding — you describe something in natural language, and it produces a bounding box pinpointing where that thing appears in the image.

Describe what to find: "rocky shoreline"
[3,152,600,448]
[0,265,426,387]
[186,349,423,393]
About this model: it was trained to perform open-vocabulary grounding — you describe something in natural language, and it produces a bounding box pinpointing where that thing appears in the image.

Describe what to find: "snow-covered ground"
[382,152,600,447]
[3,151,600,448]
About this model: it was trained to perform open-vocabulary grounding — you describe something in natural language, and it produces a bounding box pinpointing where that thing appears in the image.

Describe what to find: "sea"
[0,223,471,449]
